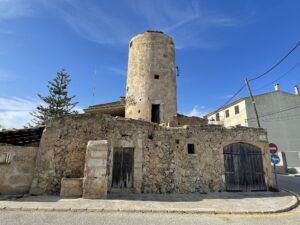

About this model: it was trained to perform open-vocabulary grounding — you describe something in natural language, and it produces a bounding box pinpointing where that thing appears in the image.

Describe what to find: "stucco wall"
[207,100,248,127]
[30,113,273,195]
[0,146,37,195]
[246,92,300,171]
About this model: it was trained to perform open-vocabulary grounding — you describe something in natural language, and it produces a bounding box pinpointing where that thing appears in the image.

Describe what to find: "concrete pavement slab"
[0,191,298,214]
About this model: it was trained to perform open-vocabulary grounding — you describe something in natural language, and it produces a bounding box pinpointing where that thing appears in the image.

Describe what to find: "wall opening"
[151,104,160,124]
[154,74,160,79]
[187,144,195,154]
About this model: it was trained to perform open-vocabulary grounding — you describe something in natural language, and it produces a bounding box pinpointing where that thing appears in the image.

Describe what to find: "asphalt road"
[277,174,300,195]
[1,209,300,225]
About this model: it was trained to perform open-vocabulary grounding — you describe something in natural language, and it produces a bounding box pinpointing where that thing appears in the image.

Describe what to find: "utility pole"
[245,78,261,128]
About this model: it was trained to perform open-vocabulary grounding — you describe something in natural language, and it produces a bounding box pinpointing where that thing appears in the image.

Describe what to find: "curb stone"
[0,192,298,215]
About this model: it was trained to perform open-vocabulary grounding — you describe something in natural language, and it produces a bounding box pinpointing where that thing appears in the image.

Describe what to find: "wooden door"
[112,148,134,189]
[224,143,266,192]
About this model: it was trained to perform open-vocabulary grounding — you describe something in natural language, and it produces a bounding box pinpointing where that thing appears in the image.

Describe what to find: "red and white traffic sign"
[269,143,278,154]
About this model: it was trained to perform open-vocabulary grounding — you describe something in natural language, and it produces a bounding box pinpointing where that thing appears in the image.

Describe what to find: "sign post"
[269,143,280,189]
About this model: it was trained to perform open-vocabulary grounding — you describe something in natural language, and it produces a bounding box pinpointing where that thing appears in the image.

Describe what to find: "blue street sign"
[271,154,280,165]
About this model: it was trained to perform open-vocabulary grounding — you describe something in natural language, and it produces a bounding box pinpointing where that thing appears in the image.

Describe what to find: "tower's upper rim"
[129,30,173,44]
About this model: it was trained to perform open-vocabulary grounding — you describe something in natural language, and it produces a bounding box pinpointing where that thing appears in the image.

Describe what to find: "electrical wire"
[254,60,300,91]
[249,41,300,82]
[218,84,246,110]
[246,104,300,121]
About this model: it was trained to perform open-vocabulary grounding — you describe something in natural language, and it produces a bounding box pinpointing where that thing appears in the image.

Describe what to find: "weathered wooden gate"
[112,148,134,189]
[223,142,267,191]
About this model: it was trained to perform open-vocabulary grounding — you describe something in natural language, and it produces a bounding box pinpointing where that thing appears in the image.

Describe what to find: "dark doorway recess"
[151,104,160,124]
[112,148,134,189]
[223,142,267,192]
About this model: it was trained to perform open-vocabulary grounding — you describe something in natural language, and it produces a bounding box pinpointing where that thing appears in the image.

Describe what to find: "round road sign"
[269,143,278,154]
[271,154,280,165]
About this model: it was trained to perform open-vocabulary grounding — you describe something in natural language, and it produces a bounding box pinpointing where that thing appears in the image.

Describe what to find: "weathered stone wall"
[142,126,272,193]
[30,113,157,195]
[0,146,37,195]
[30,113,273,195]
[170,114,208,127]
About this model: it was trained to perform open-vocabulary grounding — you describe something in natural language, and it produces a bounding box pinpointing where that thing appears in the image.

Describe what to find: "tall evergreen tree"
[31,69,78,125]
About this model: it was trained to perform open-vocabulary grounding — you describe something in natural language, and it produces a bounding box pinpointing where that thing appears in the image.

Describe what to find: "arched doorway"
[223,142,267,191]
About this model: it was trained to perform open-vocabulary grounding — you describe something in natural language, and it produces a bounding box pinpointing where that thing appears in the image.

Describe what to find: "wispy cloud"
[0,96,84,128]
[0,97,38,128]
[41,0,134,45]
[0,0,33,20]
[98,66,127,77]
[220,94,234,99]
[185,105,208,117]
[39,0,240,49]
[0,69,14,81]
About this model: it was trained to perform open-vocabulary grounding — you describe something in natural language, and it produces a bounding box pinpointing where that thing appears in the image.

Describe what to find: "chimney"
[274,83,280,91]
[295,85,300,95]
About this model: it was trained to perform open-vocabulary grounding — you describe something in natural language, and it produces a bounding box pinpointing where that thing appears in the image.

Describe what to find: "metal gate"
[223,142,267,191]
[112,148,134,189]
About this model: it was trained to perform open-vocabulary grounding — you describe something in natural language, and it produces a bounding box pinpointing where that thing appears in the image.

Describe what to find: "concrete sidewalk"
[0,191,298,214]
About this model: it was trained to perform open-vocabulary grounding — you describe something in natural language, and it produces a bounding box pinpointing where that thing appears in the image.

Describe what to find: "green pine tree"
[30,69,78,125]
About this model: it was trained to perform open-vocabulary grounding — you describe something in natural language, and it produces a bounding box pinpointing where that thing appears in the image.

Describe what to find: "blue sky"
[0,0,300,128]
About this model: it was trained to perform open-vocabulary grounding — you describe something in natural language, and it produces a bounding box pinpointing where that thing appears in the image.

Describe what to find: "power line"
[249,41,300,82]
[254,60,300,91]
[246,104,300,121]
[219,84,246,110]
[216,40,300,112]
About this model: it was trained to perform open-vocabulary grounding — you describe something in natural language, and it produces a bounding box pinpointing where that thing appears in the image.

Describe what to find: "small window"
[130,41,133,48]
[187,144,195,154]
[234,105,240,115]
[154,74,159,79]
[216,113,220,121]
[175,139,180,144]
[225,110,230,118]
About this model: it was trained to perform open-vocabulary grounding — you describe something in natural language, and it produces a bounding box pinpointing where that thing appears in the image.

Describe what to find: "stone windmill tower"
[125,31,177,124]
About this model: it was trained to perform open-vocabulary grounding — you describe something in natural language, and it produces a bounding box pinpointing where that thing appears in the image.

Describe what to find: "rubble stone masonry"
[29,113,273,195]
[0,146,37,195]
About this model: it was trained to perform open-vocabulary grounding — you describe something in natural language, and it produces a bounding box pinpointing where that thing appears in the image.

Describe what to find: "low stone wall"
[142,126,271,193]
[0,146,37,195]
[30,113,273,195]
[170,114,207,127]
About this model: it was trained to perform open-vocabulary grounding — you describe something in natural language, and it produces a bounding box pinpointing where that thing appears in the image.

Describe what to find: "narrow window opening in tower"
[130,41,133,48]
[154,74,159,79]
[187,144,195,154]
[151,104,160,124]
